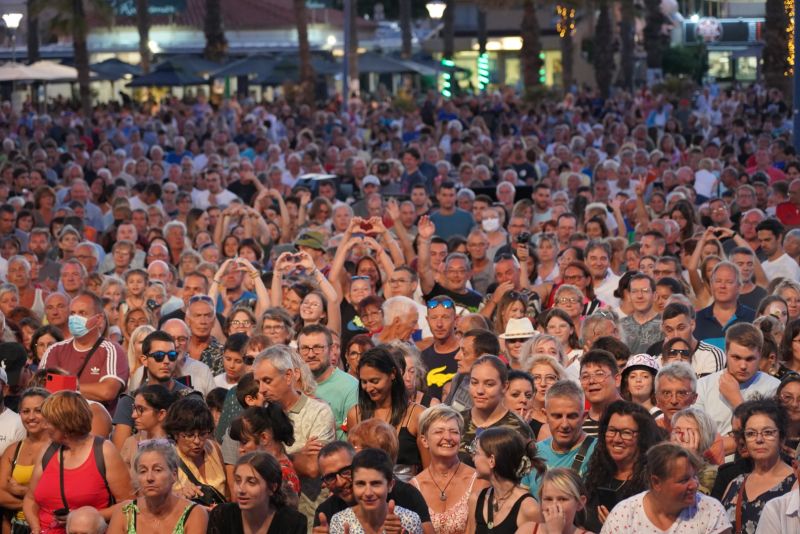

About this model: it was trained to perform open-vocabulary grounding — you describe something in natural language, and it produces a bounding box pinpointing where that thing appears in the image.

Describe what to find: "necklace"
[491,484,516,513]
[429,461,461,501]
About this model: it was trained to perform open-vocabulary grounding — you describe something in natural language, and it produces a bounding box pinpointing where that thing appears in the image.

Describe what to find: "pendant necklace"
[430,460,461,501]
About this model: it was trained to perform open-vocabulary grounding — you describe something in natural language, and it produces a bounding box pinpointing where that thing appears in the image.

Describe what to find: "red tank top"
[33,444,111,534]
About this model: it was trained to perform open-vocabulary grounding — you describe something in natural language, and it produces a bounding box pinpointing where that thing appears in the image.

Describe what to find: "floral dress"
[721,473,797,534]
[329,505,422,534]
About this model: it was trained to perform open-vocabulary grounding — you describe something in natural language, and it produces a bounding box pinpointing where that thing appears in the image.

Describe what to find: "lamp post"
[342,0,351,113]
[2,13,23,63]
[794,3,799,152]
[426,0,446,95]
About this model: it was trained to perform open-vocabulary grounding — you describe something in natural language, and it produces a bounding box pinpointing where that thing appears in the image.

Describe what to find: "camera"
[517,232,531,245]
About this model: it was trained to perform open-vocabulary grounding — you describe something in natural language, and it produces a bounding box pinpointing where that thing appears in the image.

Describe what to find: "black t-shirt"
[313,479,432,526]
[420,344,459,400]
[739,285,768,311]
[424,282,483,313]
[208,502,306,534]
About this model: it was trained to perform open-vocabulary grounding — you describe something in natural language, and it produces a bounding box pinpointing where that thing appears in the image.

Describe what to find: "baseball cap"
[295,231,326,251]
[362,175,381,188]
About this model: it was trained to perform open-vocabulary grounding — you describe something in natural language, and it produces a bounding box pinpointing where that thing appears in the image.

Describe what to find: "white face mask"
[482,218,500,232]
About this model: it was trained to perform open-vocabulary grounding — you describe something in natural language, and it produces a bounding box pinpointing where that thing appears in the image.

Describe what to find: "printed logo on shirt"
[90,366,100,375]
[427,366,456,388]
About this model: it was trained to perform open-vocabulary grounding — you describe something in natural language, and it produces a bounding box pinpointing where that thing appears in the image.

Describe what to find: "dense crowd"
[0,82,796,534]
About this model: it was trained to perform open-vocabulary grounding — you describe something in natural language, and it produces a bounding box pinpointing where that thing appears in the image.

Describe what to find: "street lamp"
[426,0,446,20]
[2,12,23,63]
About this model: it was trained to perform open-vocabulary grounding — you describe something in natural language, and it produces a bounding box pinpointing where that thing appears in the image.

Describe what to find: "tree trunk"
[73,0,91,116]
[619,0,634,90]
[477,7,487,54]
[348,0,358,94]
[443,0,454,59]
[136,0,151,73]
[763,0,790,94]
[520,0,543,89]
[203,0,227,62]
[593,0,614,98]
[561,31,573,89]
[643,0,666,69]
[26,0,39,63]
[293,0,315,104]
[399,0,412,58]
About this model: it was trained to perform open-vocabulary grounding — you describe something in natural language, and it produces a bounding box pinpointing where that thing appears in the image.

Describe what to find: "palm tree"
[293,0,315,104]
[618,0,635,91]
[520,0,543,89]
[762,0,790,94]
[399,0,412,58]
[643,0,667,78]
[593,0,614,98]
[556,3,577,89]
[136,0,150,73]
[203,0,226,62]
[26,0,39,63]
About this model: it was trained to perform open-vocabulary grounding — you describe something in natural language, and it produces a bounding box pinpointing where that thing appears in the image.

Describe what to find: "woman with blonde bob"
[23,391,133,533]
[668,406,721,494]
[517,468,592,534]
[520,334,566,366]
[520,355,567,441]
[411,405,487,534]
[107,440,208,533]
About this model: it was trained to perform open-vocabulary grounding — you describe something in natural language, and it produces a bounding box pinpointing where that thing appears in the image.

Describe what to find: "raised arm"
[270,252,294,307]
[416,215,437,295]
[209,259,236,316]
[634,181,651,226]
[300,251,342,335]
[610,198,627,238]
[688,227,713,298]
[263,189,293,244]
[236,257,271,318]
[296,189,311,229]
[328,217,362,293]
[385,199,416,264]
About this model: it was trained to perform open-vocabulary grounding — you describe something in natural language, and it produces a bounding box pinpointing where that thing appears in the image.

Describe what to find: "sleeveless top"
[122,501,197,534]
[31,288,45,319]
[33,443,112,534]
[411,472,478,534]
[11,441,34,522]
[474,488,534,534]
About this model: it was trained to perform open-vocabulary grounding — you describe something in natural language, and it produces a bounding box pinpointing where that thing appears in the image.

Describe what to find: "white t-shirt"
[696,370,780,437]
[762,253,800,282]
[602,491,731,534]
[0,408,25,455]
[190,188,240,210]
[595,271,621,311]
[213,373,237,390]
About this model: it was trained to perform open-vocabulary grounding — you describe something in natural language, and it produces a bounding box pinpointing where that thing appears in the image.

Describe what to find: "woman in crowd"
[581,400,664,532]
[459,356,535,465]
[505,371,534,423]
[29,325,63,366]
[669,406,721,494]
[121,308,154,352]
[721,399,796,534]
[660,337,693,366]
[777,374,800,455]
[329,448,423,534]
[345,334,374,377]
[412,405,487,534]
[120,385,177,468]
[23,391,132,533]
[778,318,800,374]
[523,334,565,366]
[499,318,536,371]
[466,426,543,533]
[224,306,258,337]
[773,280,800,323]
[756,295,789,341]
[164,396,228,506]
[602,443,731,533]
[543,309,582,364]
[7,255,48,320]
[346,346,427,478]
[126,324,155,382]
[493,293,529,340]
[517,468,592,534]
[534,234,560,285]
[107,440,208,534]
[0,388,50,533]
[560,261,603,316]
[389,342,440,408]
[521,355,566,441]
[229,404,300,497]
[357,295,385,337]
[620,355,661,417]
[259,308,295,346]
[208,452,306,534]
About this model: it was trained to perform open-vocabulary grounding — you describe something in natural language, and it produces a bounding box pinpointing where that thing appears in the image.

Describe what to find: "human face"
[661,314,694,343]
[186,301,214,338]
[654,261,679,281]
[132,393,165,433]
[352,467,393,511]
[471,442,494,479]
[437,187,456,210]
[360,305,383,333]
[455,336,479,374]
[60,263,83,293]
[554,292,582,321]
[726,341,760,383]
[298,331,331,377]
[638,257,655,279]
[0,290,18,317]
[580,363,620,406]
[7,260,29,287]
[469,362,506,411]
[730,253,755,284]
[135,451,176,499]
[466,235,489,261]
[261,319,289,345]
[19,394,46,435]
[253,359,293,404]
[626,370,654,402]
[444,258,469,291]
[427,304,456,342]
[127,274,146,297]
[175,428,210,461]
[346,343,365,376]
[349,279,372,306]
[387,271,415,298]
[546,316,572,347]
[562,267,589,291]
[504,301,526,324]
[300,293,325,323]
[145,340,178,382]
[780,288,800,320]
[539,480,585,529]
[605,413,639,467]
[234,464,275,511]
[629,279,654,313]
[763,301,789,324]
[557,217,577,244]
[743,413,781,462]
[494,259,519,287]
[229,311,255,336]
[505,378,533,417]
[652,457,699,510]
[545,396,585,451]
[422,417,461,459]
[222,350,247,383]
[670,415,702,453]
[653,285,673,313]
[586,248,609,279]
[282,288,303,317]
[758,230,781,258]
[359,364,394,404]
[34,332,58,359]
[779,382,800,423]
[319,450,355,503]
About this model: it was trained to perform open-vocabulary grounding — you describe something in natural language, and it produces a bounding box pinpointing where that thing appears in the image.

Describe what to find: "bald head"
[66,506,107,534]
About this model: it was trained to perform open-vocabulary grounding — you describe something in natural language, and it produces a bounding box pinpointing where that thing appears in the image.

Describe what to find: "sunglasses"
[351,275,371,282]
[427,297,455,309]
[148,350,179,362]
[189,295,214,305]
[243,356,255,366]
[668,348,690,357]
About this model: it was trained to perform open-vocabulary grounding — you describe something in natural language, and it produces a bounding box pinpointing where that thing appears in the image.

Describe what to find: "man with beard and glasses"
[297,324,358,440]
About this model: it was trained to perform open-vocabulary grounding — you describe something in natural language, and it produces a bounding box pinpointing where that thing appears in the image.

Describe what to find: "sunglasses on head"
[148,350,179,362]
[427,297,455,309]
[668,348,690,357]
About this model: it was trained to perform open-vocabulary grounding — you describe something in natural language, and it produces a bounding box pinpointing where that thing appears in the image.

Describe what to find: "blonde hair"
[539,467,588,503]
[349,419,399,463]
[519,334,566,365]
[419,404,464,436]
[519,353,567,378]
[41,390,92,437]
[127,324,156,373]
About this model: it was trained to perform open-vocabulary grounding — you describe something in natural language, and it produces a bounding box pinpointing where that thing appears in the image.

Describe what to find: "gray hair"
[444,252,472,270]
[554,283,583,300]
[382,296,419,326]
[457,188,475,201]
[655,362,697,394]
[254,344,297,374]
[671,406,716,453]
[0,283,18,300]
[163,220,187,237]
[133,438,179,478]
[545,379,585,408]
[710,261,741,286]
[66,506,107,534]
[76,241,100,262]
[520,354,567,380]
[7,255,30,274]
[419,404,464,436]
[519,334,566,366]
[773,279,800,298]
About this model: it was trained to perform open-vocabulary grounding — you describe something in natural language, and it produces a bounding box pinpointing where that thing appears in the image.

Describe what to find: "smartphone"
[45,373,77,394]
[174,375,193,388]
[596,487,618,510]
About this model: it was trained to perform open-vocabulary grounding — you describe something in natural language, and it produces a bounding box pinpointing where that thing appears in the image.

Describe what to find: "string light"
[556,5,576,39]
[786,0,795,76]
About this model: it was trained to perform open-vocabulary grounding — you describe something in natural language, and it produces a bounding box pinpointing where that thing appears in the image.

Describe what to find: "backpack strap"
[92,436,114,507]
[570,435,596,474]
[10,441,22,471]
[41,441,60,470]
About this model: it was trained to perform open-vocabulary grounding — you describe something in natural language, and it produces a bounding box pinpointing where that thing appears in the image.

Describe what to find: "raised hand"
[386,198,401,220]
[384,499,403,534]
[543,502,566,534]
[417,215,435,240]
[312,513,329,534]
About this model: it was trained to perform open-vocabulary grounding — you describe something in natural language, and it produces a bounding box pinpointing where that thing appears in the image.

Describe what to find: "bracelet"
[212,279,221,284]
[249,271,260,280]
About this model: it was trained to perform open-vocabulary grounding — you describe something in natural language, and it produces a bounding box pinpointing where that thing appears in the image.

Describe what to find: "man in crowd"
[446,328,501,411]
[694,262,756,350]
[579,350,622,437]
[429,182,475,239]
[757,218,800,281]
[655,302,726,377]
[419,296,460,399]
[620,274,661,354]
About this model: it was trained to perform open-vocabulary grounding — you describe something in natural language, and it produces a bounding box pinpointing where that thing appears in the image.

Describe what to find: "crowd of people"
[0,81,796,534]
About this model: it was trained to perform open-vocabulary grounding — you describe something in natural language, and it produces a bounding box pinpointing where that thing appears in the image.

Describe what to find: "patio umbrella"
[127,61,208,87]
[89,58,142,80]
[0,62,37,82]
[211,55,277,79]
[27,61,96,82]
[251,56,339,85]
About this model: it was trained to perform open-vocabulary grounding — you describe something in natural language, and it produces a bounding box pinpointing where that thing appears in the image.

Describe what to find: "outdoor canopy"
[127,60,208,87]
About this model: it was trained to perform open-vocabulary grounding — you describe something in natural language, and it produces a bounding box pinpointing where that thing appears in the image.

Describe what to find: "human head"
[579,349,620,407]
[654,362,698,422]
[544,380,586,451]
[725,323,764,383]
[65,506,107,534]
[41,390,92,441]
[318,441,357,503]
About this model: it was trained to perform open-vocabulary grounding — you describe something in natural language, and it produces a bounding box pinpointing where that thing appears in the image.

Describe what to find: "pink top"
[412,472,478,534]
[33,445,111,534]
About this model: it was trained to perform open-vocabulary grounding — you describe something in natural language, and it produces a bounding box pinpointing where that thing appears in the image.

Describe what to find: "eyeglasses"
[299,344,327,355]
[579,371,613,383]
[532,374,558,384]
[606,427,638,441]
[321,464,353,486]
[630,288,652,295]
[657,389,693,401]
[388,277,412,285]
[743,428,780,441]
[174,336,189,345]
[445,269,467,276]
[133,404,153,415]
[177,431,211,442]
[147,350,179,362]
[230,320,253,327]
[563,274,586,283]
[556,297,580,304]
[667,348,690,357]
[506,337,528,344]
[780,394,800,405]
[263,325,286,332]
[427,297,455,309]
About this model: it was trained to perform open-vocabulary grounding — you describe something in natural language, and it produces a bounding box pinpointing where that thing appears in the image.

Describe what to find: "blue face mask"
[68,315,90,338]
